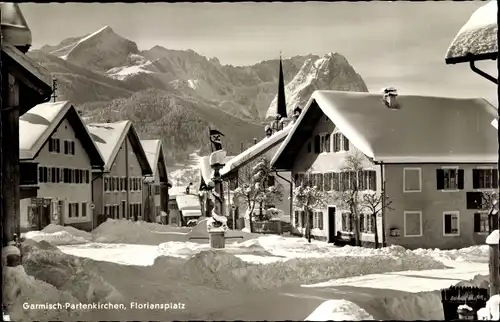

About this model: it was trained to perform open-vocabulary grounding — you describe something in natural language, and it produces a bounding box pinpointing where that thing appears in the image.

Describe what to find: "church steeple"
[277,52,287,118]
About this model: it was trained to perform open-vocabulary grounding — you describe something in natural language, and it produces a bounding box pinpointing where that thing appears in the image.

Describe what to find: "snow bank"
[478,295,500,320]
[42,224,93,240]
[22,240,123,304]
[24,230,89,245]
[3,265,81,321]
[486,229,499,245]
[92,218,189,244]
[413,245,489,263]
[304,300,374,321]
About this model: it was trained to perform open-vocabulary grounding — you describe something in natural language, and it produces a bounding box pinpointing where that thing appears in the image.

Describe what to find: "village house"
[168,186,186,225]
[86,121,152,227]
[1,3,56,242]
[220,117,297,229]
[19,101,105,232]
[272,90,497,250]
[141,139,171,223]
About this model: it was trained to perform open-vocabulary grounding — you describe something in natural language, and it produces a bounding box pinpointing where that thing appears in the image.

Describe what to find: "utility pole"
[51,79,58,102]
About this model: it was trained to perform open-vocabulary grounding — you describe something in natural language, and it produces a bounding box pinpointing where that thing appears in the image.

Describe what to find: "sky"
[21,2,497,105]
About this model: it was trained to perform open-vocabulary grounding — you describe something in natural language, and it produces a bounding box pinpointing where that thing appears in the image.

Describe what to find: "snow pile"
[22,240,123,304]
[478,295,500,320]
[42,224,93,240]
[92,218,187,244]
[413,245,489,263]
[486,229,499,245]
[3,265,81,321]
[24,230,89,245]
[304,300,374,321]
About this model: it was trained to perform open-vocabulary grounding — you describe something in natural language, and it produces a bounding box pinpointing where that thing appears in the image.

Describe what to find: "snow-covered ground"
[20,221,494,321]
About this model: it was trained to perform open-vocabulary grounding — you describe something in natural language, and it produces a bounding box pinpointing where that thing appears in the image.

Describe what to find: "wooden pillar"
[2,74,20,245]
[489,244,500,296]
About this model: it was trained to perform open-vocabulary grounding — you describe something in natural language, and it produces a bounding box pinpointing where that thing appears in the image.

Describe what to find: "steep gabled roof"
[220,127,292,177]
[272,91,497,169]
[19,101,105,168]
[86,121,152,174]
[141,139,169,183]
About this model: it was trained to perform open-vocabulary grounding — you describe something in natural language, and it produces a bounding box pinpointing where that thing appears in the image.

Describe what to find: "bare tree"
[479,191,499,232]
[232,157,283,232]
[361,192,393,248]
[333,151,365,246]
[292,170,330,243]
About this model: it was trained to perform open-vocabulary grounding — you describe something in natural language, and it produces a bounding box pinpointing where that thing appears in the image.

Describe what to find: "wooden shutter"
[472,169,480,189]
[358,170,365,190]
[343,135,350,151]
[314,135,321,153]
[369,171,377,190]
[325,134,331,153]
[436,169,444,190]
[360,213,365,232]
[317,174,323,191]
[444,214,451,234]
[349,171,357,190]
[319,212,324,230]
[457,169,464,190]
[493,169,499,189]
[473,213,481,232]
[332,172,339,191]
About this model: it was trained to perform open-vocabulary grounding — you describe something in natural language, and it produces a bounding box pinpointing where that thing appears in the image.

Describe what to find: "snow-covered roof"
[272,91,497,169]
[445,0,497,63]
[220,127,291,176]
[169,186,187,197]
[141,139,169,182]
[19,101,105,167]
[182,209,202,218]
[176,194,200,211]
[86,121,152,174]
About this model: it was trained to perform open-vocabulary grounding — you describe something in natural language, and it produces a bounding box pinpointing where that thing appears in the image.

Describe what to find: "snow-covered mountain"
[266,52,368,118]
[31,25,369,165]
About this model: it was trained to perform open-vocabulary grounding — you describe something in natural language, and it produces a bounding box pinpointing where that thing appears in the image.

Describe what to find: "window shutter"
[349,213,353,231]
[473,213,481,233]
[472,169,480,189]
[457,169,464,190]
[493,169,499,189]
[343,136,350,151]
[357,170,364,190]
[332,172,339,191]
[48,139,53,152]
[325,134,331,153]
[360,214,365,232]
[444,214,452,234]
[319,212,324,230]
[314,135,321,153]
[317,174,324,191]
[369,171,377,190]
[436,169,444,190]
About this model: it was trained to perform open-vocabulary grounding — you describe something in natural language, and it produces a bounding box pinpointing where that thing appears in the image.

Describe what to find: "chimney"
[382,87,400,109]
[264,125,272,138]
[253,138,258,145]
[292,106,302,122]
[240,142,244,152]
[1,3,32,53]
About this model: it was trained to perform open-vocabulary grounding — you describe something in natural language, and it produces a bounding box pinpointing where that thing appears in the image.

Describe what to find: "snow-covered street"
[12,219,493,321]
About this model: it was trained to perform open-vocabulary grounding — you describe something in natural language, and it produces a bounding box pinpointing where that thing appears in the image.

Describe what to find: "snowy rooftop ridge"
[86,120,130,171]
[445,0,497,63]
[272,91,498,168]
[141,139,162,178]
[220,125,292,176]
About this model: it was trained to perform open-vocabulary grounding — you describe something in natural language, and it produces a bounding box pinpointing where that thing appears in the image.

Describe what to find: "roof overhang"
[445,0,498,65]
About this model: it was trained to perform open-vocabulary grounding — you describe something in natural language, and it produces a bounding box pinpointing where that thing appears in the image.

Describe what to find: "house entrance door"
[328,206,336,243]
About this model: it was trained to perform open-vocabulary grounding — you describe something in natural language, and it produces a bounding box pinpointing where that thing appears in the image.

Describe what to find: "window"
[339,171,357,191]
[138,178,142,191]
[70,141,75,155]
[296,173,304,187]
[43,167,48,183]
[267,175,275,187]
[359,213,365,232]
[69,203,79,218]
[437,168,464,190]
[310,173,323,190]
[313,212,324,229]
[323,173,332,191]
[82,202,87,217]
[68,169,74,183]
[474,212,489,233]
[332,132,349,152]
[404,211,422,237]
[473,169,499,189]
[64,141,69,155]
[59,168,63,183]
[404,168,422,192]
[318,134,331,153]
[341,212,353,232]
[443,211,460,236]
[358,170,377,191]
[366,214,375,233]
[104,205,109,216]
[300,211,306,227]
[104,177,109,192]
[154,185,161,195]
[110,177,115,191]
[343,135,350,151]
[48,138,60,153]
[38,166,43,183]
